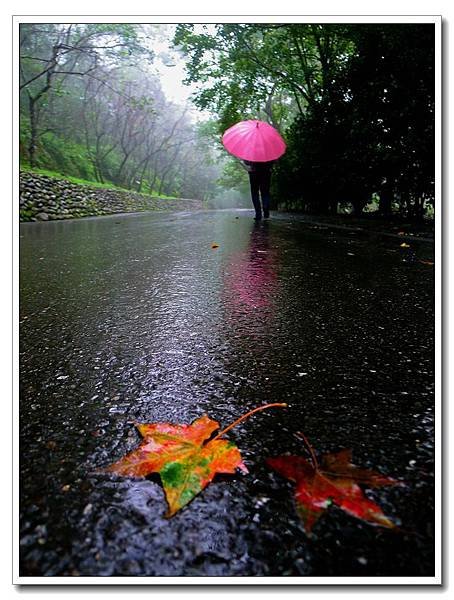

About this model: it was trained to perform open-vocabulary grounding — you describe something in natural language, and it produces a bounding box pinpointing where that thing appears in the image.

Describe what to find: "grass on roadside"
[19,166,179,200]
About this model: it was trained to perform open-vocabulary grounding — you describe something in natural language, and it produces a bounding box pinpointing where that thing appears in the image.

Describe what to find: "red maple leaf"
[267,434,400,535]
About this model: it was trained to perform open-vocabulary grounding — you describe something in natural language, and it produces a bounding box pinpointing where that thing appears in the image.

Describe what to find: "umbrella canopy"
[222,120,286,162]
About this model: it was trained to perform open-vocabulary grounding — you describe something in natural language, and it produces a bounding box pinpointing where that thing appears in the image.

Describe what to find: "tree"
[332,24,435,217]
[173,24,356,212]
[20,23,152,167]
[174,23,435,218]
[19,25,222,201]
[174,24,353,129]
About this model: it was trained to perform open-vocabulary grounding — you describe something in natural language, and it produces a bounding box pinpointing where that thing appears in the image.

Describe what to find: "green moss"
[19,209,33,221]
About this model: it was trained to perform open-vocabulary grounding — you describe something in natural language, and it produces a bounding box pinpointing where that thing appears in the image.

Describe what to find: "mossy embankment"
[20,171,204,222]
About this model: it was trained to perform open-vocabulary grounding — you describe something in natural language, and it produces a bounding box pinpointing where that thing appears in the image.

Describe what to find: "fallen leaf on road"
[400,243,410,248]
[101,403,286,517]
[211,242,220,249]
[267,434,399,535]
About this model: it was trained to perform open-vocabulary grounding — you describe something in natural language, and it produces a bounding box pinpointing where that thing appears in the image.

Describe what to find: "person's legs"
[249,172,262,219]
[259,170,271,218]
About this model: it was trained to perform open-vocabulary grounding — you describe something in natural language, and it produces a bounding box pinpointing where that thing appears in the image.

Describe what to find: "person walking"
[221,119,286,221]
[242,160,274,220]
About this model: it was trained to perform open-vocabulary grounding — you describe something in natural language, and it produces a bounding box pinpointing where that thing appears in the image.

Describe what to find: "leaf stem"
[210,403,288,443]
[295,431,319,470]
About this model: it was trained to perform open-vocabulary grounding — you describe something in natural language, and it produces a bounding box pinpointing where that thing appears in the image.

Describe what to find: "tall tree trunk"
[94,160,104,184]
[150,161,158,194]
[415,195,425,221]
[405,194,413,219]
[379,179,393,217]
[28,97,38,168]
[115,152,132,186]
[134,156,151,192]
[329,198,338,215]
[351,194,366,217]
[379,190,392,217]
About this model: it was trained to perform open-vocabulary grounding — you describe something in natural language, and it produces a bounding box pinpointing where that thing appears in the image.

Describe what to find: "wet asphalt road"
[19,209,435,578]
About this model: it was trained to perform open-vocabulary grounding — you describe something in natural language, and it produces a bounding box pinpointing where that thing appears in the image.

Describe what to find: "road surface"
[19,209,435,577]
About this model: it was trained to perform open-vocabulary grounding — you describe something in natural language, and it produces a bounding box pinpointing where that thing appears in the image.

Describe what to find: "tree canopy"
[174,23,435,217]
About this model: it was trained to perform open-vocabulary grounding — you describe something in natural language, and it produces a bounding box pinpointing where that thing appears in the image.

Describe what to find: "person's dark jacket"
[242,160,275,173]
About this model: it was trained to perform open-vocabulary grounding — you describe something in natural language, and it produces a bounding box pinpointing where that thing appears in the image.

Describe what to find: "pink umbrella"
[222,119,286,162]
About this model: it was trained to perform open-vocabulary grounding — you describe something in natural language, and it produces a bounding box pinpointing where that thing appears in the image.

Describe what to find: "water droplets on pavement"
[20,210,434,576]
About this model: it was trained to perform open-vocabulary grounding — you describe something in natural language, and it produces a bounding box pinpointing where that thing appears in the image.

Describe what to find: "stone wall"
[19,172,204,222]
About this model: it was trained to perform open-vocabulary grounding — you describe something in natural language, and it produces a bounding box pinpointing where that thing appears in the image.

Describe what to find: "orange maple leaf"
[101,404,286,517]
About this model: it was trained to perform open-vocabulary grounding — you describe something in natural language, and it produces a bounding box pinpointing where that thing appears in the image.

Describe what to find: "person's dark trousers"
[249,170,271,219]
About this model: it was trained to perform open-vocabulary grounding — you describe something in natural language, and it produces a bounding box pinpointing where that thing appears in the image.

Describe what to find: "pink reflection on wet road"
[222,224,279,332]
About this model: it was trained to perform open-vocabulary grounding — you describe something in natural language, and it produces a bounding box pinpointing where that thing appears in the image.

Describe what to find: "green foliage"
[19,24,222,202]
[41,134,96,180]
[174,24,352,131]
[217,158,249,193]
[18,23,434,216]
[175,23,435,218]
[274,24,435,217]
[20,121,97,181]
